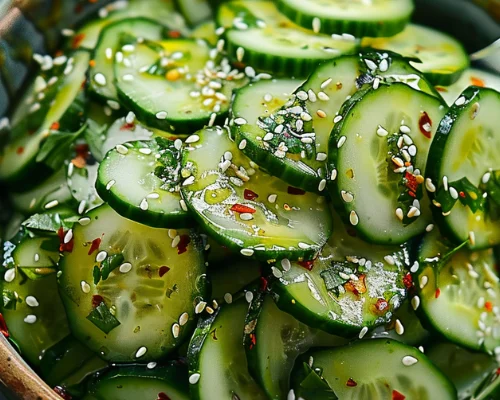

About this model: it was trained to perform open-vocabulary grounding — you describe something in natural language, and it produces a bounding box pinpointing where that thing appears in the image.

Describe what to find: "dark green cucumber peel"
[426,87,500,250]
[277,0,414,38]
[96,138,193,229]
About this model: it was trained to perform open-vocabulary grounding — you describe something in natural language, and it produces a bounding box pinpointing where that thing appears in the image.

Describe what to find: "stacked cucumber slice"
[1,0,500,399]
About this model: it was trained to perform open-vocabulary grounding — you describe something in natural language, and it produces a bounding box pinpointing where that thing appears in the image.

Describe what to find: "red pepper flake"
[0,314,9,338]
[92,295,104,308]
[88,237,102,255]
[471,76,486,87]
[120,122,135,131]
[435,86,448,93]
[177,235,191,255]
[249,333,257,350]
[75,143,90,159]
[259,276,268,292]
[373,298,389,315]
[346,378,357,387]
[157,393,171,400]
[435,288,441,299]
[230,204,256,214]
[485,301,494,312]
[58,227,74,253]
[244,189,258,201]
[71,33,86,49]
[50,121,60,131]
[287,186,306,195]
[298,260,315,271]
[16,146,24,155]
[405,172,419,194]
[392,390,406,400]
[459,191,466,198]
[167,30,181,38]
[496,367,500,376]
[159,266,170,277]
[403,273,413,289]
[54,386,72,400]
[419,112,432,139]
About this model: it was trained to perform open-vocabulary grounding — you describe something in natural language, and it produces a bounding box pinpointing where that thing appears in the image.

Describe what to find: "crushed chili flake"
[470,76,486,87]
[16,147,24,155]
[167,30,181,38]
[436,86,447,93]
[485,301,494,312]
[88,237,102,255]
[54,386,72,400]
[435,288,441,299]
[71,33,86,48]
[244,189,258,201]
[249,333,257,350]
[459,191,466,198]
[405,172,419,194]
[230,204,256,214]
[157,393,171,400]
[58,227,74,253]
[75,143,90,159]
[287,186,306,195]
[298,260,314,271]
[345,275,367,295]
[403,273,413,289]
[71,156,87,169]
[259,276,268,292]
[392,390,406,400]
[177,235,190,255]
[346,378,357,387]
[92,295,104,308]
[159,266,170,277]
[419,112,432,139]
[0,314,9,338]
[373,298,389,315]
[120,122,135,131]
[50,121,60,131]
[496,367,500,376]
[89,59,96,67]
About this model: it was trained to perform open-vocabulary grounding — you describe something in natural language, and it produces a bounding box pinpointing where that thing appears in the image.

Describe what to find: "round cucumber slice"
[217,0,358,78]
[363,24,470,86]
[58,204,207,362]
[328,83,447,245]
[278,0,413,37]
[187,300,268,400]
[437,68,500,106]
[114,38,248,133]
[85,361,189,400]
[244,294,348,399]
[97,138,192,229]
[291,339,457,400]
[415,230,500,352]
[426,87,500,249]
[272,209,409,336]
[180,126,333,262]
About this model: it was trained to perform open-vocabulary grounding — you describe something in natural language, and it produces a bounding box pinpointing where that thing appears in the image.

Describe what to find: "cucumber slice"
[67,160,102,215]
[328,83,447,245]
[96,138,192,228]
[73,0,188,51]
[180,126,333,262]
[58,204,207,362]
[191,20,217,46]
[426,87,500,249]
[0,50,89,188]
[363,24,470,86]
[231,53,441,192]
[1,231,69,366]
[210,259,261,302]
[244,294,348,399]
[175,0,212,26]
[217,0,358,78]
[472,367,500,400]
[291,339,457,400]
[426,341,496,400]
[187,300,268,400]
[9,167,73,214]
[277,0,413,37]
[114,38,248,132]
[415,230,500,352]
[272,209,409,336]
[89,18,167,104]
[437,69,500,106]
[84,362,189,400]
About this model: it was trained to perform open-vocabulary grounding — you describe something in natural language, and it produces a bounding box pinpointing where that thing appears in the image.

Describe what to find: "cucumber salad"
[2,0,500,399]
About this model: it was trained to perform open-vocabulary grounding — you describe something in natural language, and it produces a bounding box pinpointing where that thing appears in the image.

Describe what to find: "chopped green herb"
[86,302,121,334]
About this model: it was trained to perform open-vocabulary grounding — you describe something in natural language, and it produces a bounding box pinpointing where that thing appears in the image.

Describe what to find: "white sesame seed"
[287,389,296,400]
[179,312,189,326]
[224,293,233,304]
[425,178,436,193]
[318,179,327,192]
[312,17,321,33]
[384,255,395,265]
[234,117,247,126]
[189,373,201,384]
[239,139,247,150]
[298,242,311,249]
[96,251,107,263]
[44,200,59,209]
[407,206,421,218]
[395,319,405,335]
[245,291,254,303]
[263,132,274,141]
[449,187,459,200]
[116,144,128,155]
[272,266,283,278]
[334,115,343,124]
[379,59,389,72]
[135,346,147,358]
[296,91,308,101]
[61,28,75,36]
[482,172,491,184]
[147,362,157,369]
[410,261,419,273]
[412,296,420,310]
[34,253,40,263]
[373,78,380,90]
[395,208,404,221]
[26,296,39,307]
[106,180,116,190]
[400,125,411,134]
[119,263,132,274]
[365,59,378,71]
[337,136,346,148]
[455,96,466,106]
[156,111,168,120]
[94,73,107,86]
[268,194,277,203]
[241,248,254,257]
[318,91,329,101]
[245,66,256,78]
[308,90,317,102]
[469,231,476,246]
[240,213,254,221]
[172,235,181,248]
[180,199,188,212]
[281,259,291,271]
[341,191,354,203]
[359,326,368,339]
[63,229,73,244]
[402,356,418,366]
[172,323,180,338]
[236,47,245,62]
[331,169,337,181]
[442,176,449,191]
[24,315,37,324]
[107,100,120,110]
[195,301,207,314]
[419,275,428,289]
[79,217,91,226]
[316,153,327,162]
[81,281,90,293]
[263,93,273,102]
[349,210,359,226]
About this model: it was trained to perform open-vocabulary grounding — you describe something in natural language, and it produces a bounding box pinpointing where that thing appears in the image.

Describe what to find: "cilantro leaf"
[86,302,120,334]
